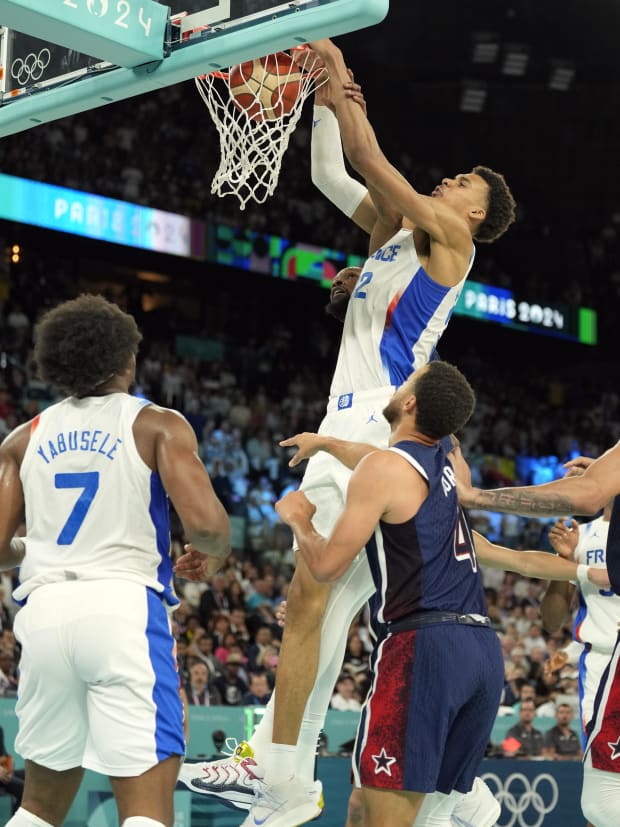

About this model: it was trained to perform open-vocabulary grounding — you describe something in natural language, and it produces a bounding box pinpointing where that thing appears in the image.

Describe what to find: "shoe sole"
[177,769,253,810]
[253,800,322,827]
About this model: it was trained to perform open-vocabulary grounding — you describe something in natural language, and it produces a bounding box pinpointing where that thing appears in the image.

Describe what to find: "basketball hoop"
[195,48,327,210]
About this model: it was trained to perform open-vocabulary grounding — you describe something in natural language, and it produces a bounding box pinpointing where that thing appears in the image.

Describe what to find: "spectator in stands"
[0,649,18,697]
[246,625,276,673]
[198,573,231,629]
[341,633,370,679]
[189,631,224,679]
[228,607,251,646]
[0,725,23,815]
[523,622,548,656]
[503,699,544,758]
[542,703,582,760]
[213,653,249,706]
[214,631,239,666]
[226,579,247,613]
[185,661,222,707]
[242,672,273,706]
[330,674,362,712]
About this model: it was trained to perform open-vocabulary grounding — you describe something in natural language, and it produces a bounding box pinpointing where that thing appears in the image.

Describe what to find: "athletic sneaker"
[241,776,324,827]
[177,739,262,810]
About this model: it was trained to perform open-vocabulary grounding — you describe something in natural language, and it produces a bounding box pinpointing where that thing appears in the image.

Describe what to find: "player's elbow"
[308,560,345,583]
[346,145,380,177]
[185,510,231,558]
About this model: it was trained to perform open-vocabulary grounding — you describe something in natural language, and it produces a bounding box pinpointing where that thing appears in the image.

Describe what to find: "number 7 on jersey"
[55,472,100,545]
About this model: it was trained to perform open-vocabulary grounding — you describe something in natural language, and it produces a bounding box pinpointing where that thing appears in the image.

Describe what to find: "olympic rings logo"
[481,772,559,827]
[11,49,51,86]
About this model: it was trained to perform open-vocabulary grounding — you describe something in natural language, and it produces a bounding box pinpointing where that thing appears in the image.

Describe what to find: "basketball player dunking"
[180,37,516,827]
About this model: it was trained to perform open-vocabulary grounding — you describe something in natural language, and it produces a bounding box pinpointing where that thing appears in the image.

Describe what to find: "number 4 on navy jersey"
[454,507,478,573]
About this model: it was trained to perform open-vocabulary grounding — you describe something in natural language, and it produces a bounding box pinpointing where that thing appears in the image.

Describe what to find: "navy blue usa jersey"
[365,438,487,625]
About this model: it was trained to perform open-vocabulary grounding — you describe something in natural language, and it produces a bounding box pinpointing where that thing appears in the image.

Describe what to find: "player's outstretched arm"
[277,451,398,581]
[310,72,375,233]
[310,39,473,265]
[455,449,618,517]
[139,406,231,573]
[472,530,609,587]
[279,432,378,470]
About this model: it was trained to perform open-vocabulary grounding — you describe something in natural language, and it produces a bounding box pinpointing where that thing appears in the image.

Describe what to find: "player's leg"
[449,777,500,827]
[5,764,84,827]
[295,549,374,783]
[581,639,620,827]
[110,755,182,827]
[345,786,365,827]
[270,555,332,755]
[437,629,504,803]
[363,788,424,827]
[414,789,466,827]
[7,584,91,827]
[581,751,620,827]
[236,558,338,827]
[81,583,185,827]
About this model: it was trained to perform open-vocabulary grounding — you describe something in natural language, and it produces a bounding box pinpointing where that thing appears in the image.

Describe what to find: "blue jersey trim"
[145,589,185,760]
[379,266,454,385]
[149,472,177,607]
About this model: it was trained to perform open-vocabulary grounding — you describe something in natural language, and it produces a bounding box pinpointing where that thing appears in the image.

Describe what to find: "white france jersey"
[573,517,620,654]
[17,393,177,606]
[330,228,473,397]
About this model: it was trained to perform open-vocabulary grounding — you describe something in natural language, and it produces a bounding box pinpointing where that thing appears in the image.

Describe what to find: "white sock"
[5,809,54,827]
[264,743,296,786]
[122,818,166,827]
[248,691,274,765]
[295,712,324,784]
[414,791,464,827]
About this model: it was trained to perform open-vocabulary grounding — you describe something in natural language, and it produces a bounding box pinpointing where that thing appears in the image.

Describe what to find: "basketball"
[228,53,302,121]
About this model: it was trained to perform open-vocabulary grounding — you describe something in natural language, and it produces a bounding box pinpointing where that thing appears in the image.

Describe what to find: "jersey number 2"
[353,271,373,299]
[55,472,100,545]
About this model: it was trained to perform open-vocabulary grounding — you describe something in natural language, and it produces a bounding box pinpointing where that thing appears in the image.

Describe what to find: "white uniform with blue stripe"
[330,227,472,396]
[570,517,620,739]
[14,393,184,774]
[295,230,474,740]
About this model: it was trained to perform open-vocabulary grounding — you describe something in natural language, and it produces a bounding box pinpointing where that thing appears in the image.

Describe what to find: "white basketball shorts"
[299,386,393,538]
[13,578,185,776]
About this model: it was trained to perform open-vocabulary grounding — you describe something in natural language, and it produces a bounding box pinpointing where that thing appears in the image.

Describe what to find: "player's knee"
[581,782,620,827]
[346,788,365,826]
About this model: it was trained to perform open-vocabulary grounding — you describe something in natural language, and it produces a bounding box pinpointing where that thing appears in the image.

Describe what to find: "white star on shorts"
[371,747,397,776]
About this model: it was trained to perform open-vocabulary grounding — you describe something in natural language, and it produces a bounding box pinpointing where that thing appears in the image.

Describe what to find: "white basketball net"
[195,49,327,210]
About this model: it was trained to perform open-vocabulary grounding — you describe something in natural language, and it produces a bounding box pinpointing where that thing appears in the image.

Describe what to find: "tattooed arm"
[456,441,620,517]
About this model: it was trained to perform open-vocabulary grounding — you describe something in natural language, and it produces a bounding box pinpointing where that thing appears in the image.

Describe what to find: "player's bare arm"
[540,580,575,635]
[309,39,475,284]
[472,530,609,587]
[0,422,29,570]
[279,432,378,470]
[135,406,231,574]
[455,441,620,516]
[277,450,427,581]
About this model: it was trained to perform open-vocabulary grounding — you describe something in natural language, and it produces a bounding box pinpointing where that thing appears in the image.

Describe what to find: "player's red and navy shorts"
[354,614,503,794]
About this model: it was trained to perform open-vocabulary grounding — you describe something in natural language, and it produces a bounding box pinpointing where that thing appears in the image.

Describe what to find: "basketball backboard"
[0,0,389,137]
